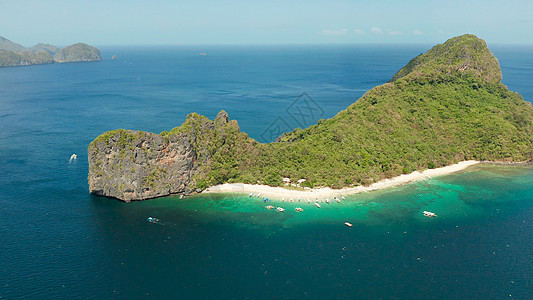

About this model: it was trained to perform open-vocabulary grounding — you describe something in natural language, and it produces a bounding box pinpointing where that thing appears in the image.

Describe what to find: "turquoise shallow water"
[0,45,532,298]
[132,164,533,230]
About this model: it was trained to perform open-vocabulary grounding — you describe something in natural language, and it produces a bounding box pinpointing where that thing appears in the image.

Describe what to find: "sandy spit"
[203,160,480,200]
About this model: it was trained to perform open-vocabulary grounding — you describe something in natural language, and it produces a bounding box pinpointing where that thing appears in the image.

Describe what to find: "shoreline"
[204,160,481,200]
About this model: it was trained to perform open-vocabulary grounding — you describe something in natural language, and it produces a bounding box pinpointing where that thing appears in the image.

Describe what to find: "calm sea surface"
[0,44,532,299]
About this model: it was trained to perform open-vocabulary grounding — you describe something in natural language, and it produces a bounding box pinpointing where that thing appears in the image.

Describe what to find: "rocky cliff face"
[88,129,199,201]
[88,111,244,201]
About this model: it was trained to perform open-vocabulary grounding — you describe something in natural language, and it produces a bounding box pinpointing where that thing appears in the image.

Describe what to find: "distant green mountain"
[0,50,53,67]
[54,43,102,63]
[0,36,27,52]
[0,36,101,67]
[88,34,533,201]
[29,43,60,55]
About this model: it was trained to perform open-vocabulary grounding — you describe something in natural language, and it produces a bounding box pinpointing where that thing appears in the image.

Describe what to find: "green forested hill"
[90,34,533,199]
[191,34,533,188]
[54,43,102,63]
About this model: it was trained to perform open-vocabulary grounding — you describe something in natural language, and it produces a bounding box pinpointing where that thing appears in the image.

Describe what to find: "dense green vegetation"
[94,34,533,191]
[196,35,533,189]
[390,34,502,84]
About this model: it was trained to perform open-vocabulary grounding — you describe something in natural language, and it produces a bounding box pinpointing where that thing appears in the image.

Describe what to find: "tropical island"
[88,34,533,202]
[0,36,101,67]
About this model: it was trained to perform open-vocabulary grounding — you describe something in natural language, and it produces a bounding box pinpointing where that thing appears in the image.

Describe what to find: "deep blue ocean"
[1,44,532,299]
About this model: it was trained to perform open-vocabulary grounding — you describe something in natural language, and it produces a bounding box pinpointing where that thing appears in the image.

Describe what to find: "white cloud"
[354,28,364,34]
[387,29,402,35]
[371,27,383,34]
[413,29,423,35]
[320,29,349,36]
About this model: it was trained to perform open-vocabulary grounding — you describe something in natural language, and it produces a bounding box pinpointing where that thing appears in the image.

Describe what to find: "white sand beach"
[204,160,480,200]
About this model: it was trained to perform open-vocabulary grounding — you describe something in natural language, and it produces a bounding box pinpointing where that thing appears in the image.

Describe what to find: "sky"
[1,0,532,46]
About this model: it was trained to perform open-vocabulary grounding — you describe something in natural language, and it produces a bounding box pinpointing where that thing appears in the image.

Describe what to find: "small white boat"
[147,216,159,223]
[276,207,285,212]
[265,205,275,210]
[307,198,311,203]
[341,196,346,200]
[294,207,303,212]
[344,222,353,227]
[335,197,341,203]
[423,211,438,217]
[249,193,254,197]
[325,198,330,204]
[257,193,262,197]
[314,203,321,208]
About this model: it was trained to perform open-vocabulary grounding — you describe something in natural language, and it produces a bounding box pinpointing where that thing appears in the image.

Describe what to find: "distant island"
[88,34,533,202]
[0,36,101,67]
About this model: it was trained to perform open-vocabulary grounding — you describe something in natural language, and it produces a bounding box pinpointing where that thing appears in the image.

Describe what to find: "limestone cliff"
[88,111,250,201]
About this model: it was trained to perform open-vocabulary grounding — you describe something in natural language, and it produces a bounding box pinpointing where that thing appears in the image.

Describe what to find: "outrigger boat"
[265,205,275,210]
[423,211,438,217]
[276,207,285,212]
[147,216,159,223]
